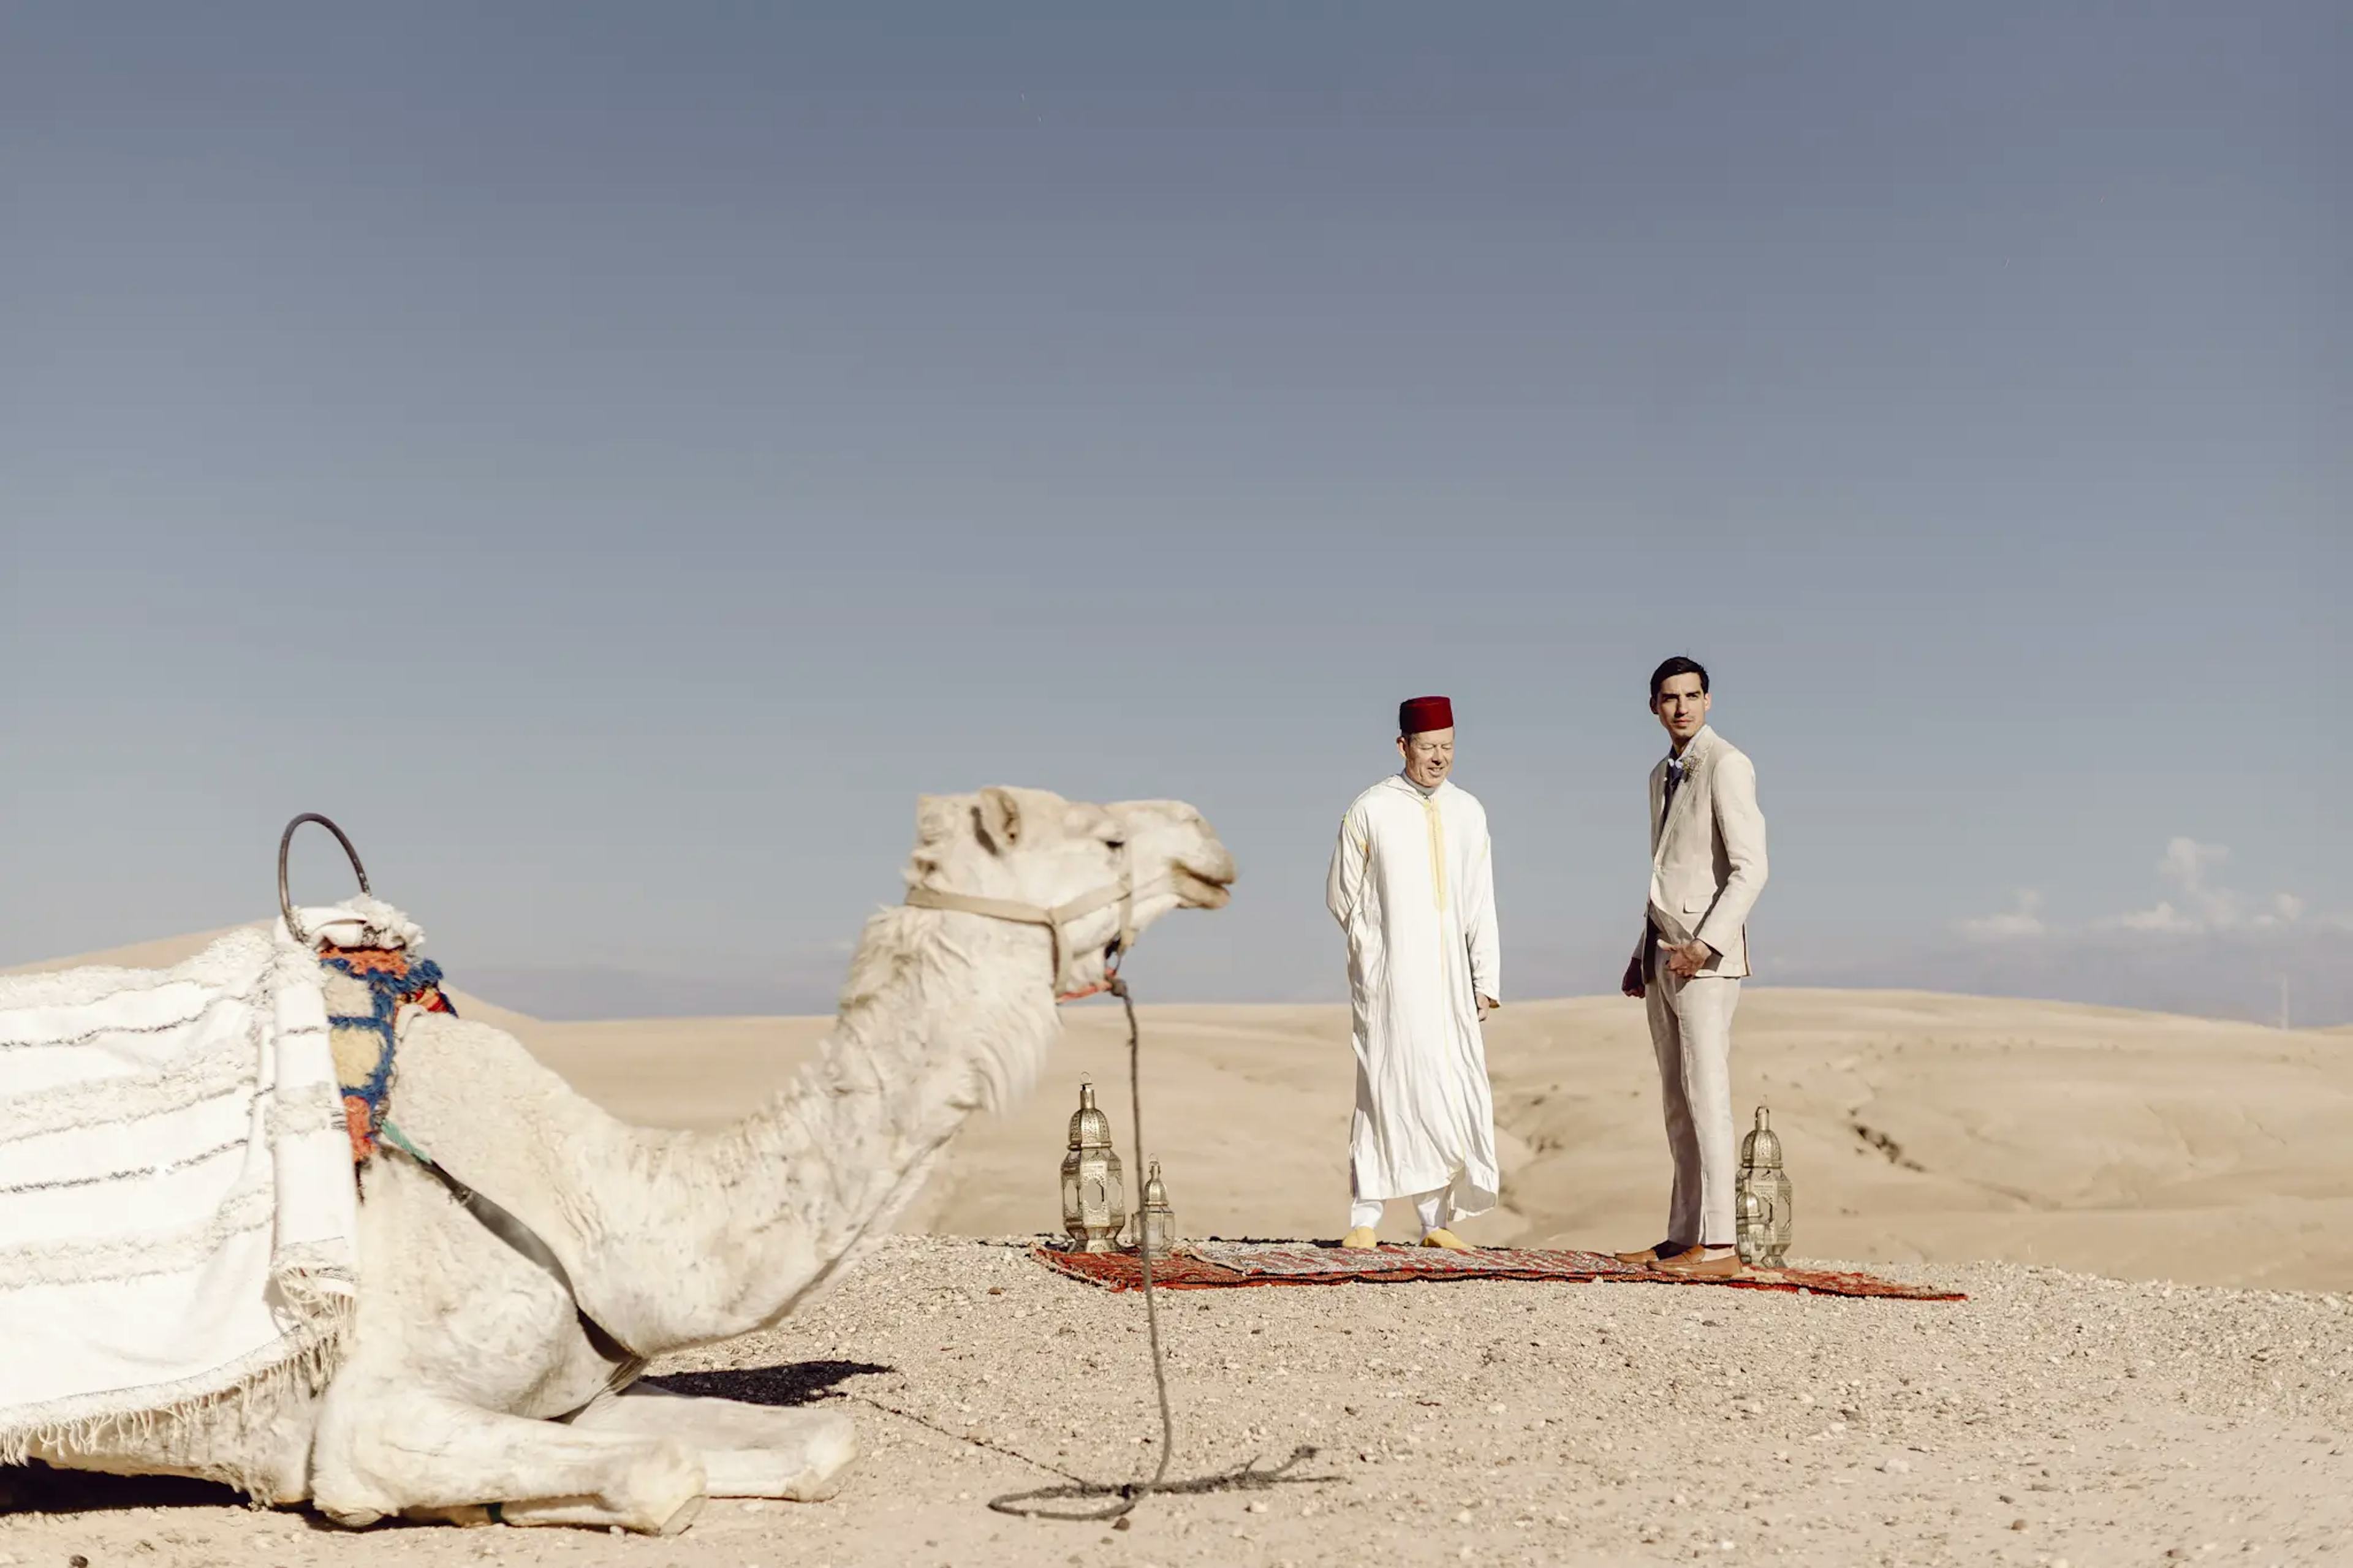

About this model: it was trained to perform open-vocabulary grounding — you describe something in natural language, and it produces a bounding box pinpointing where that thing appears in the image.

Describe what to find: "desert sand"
[6,930,2351,1564]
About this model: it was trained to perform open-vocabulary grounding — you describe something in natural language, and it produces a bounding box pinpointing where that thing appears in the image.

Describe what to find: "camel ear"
[914,794,965,849]
[974,787,1022,855]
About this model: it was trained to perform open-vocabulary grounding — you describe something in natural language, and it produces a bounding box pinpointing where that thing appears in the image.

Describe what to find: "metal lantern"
[1059,1081,1127,1253]
[1137,1159,1177,1259]
[1736,1105,1794,1267]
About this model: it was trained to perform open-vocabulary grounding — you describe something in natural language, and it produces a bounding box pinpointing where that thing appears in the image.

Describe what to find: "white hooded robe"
[1325,775,1502,1216]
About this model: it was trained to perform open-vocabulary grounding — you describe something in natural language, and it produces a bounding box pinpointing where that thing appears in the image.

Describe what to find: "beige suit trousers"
[1645,940,1741,1248]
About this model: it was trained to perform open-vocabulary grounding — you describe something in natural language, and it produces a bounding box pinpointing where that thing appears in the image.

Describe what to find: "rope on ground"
[1119,975,1177,1499]
[848,1393,1091,1485]
[984,1444,1328,1520]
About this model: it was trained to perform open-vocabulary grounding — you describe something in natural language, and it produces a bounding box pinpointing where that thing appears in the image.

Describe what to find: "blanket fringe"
[0,1293,353,1505]
[2,915,385,1505]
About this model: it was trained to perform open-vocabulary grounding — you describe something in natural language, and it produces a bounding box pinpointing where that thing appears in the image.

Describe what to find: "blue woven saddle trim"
[322,953,448,1133]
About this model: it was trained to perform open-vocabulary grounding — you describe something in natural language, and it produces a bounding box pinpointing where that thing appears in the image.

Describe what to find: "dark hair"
[1648,656,1710,702]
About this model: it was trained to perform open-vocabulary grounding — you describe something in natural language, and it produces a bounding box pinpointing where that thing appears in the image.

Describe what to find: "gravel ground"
[5,1236,2351,1567]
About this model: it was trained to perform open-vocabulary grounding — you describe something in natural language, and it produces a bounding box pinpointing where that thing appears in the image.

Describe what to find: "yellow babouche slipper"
[1420,1228,1473,1252]
[1339,1226,1381,1250]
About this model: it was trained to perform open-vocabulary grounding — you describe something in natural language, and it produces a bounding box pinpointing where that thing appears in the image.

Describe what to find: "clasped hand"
[1622,941,1715,999]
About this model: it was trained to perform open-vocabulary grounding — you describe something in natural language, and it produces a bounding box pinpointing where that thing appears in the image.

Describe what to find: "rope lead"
[1118,974,1178,1505]
[986,979,1333,1523]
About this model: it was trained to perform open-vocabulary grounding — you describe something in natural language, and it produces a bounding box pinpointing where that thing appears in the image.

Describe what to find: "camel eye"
[1105,838,1126,851]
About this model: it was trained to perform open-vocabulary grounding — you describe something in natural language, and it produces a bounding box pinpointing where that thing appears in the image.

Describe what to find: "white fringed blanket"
[0,912,377,1467]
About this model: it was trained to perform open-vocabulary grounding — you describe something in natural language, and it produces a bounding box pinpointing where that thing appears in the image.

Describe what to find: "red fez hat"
[1398,695,1454,735]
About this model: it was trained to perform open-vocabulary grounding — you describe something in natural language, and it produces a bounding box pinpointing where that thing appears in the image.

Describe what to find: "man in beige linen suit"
[1616,656,1768,1279]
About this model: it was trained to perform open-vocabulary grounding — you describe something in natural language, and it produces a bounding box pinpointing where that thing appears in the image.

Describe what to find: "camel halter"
[903,847,1168,1003]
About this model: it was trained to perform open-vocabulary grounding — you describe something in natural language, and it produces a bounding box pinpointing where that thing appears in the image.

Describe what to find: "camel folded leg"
[312,1391,707,1534]
[567,1384,858,1501]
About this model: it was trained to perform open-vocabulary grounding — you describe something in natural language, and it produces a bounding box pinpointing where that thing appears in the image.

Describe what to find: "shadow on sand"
[0,1463,243,1517]
[638,1358,896,1407]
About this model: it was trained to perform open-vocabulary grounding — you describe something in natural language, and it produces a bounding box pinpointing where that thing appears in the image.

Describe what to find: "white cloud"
[1958,888,2045,942]
[2113,900,2198,934]
[2099,836,2305,936]
[1962,839,2319,945]
[1904,841,2351,1023]
[2154,836,2236,925]
[2158,836,2230,888]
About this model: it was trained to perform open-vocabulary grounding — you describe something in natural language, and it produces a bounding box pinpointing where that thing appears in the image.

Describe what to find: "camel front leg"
[312,1390,707,1534]
[568,1384,858,1501]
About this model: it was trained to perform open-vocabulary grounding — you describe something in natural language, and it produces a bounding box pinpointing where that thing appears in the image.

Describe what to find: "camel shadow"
[0,1463,243,1516]
[640,1358,895,1407]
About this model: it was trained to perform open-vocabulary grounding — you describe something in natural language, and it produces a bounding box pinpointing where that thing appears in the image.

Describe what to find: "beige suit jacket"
[1639,725,1768,979]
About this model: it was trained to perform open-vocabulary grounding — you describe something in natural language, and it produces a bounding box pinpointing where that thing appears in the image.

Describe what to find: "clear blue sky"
[4,4,2345,1021]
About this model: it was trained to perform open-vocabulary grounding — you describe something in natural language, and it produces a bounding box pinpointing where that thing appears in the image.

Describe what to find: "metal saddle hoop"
[278,811,373,949]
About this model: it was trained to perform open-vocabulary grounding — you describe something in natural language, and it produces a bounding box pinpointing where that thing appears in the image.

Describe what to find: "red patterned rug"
[1034,1240,1963,1301]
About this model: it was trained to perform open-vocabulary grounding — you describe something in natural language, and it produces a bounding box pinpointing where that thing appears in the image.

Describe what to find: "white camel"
[21,787,1233,1532]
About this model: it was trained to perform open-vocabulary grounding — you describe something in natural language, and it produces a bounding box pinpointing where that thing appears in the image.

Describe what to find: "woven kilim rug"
[1034,1241,1963,1302]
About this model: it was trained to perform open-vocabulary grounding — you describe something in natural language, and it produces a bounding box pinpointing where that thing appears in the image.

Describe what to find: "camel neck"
[472,904,1064,1359]
[674,907,1060,1338]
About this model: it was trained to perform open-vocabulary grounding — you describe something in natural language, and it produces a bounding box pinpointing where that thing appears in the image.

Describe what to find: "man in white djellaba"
[1325,694,1502,1252]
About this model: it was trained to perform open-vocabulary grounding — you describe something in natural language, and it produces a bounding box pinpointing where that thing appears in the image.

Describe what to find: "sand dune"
[21,932,2341,1289]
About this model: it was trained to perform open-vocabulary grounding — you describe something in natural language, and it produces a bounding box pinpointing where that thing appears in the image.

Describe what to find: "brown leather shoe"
[1654,1246,1743,1279]
[1613,1241,1684,1266]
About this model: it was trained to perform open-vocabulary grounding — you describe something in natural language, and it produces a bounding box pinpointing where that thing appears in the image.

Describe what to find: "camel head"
[907,787,1235,997]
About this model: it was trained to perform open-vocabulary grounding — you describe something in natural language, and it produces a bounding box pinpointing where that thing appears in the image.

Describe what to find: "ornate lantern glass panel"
[1137,1159,1176,1259]
[1736,1105,1794,1267]
[1733,1188,1770,1267]
[1059,1081,1127,1253]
